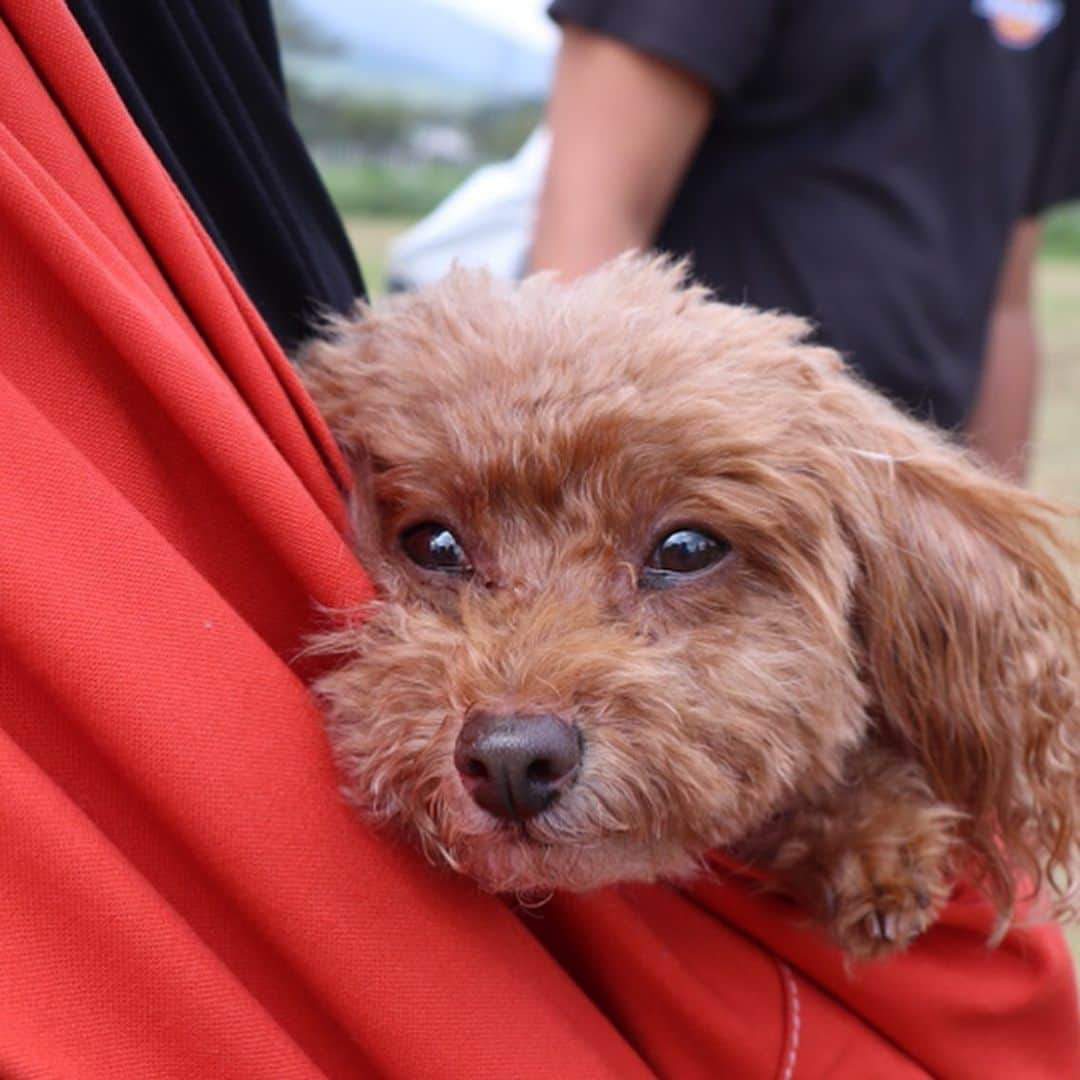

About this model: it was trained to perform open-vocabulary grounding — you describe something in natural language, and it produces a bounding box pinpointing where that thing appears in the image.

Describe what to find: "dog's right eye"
[400,522,471,574]
[642,528,731,587]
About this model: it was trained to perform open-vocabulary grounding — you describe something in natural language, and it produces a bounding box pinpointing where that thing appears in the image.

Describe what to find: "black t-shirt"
[67,0,366,352]
[550,0,1080,428]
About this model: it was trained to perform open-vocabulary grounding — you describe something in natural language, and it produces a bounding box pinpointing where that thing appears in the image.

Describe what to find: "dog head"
[302,255,1079,910]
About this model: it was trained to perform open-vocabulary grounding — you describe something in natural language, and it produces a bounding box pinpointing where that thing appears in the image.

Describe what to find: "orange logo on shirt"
[973,0,1063,49]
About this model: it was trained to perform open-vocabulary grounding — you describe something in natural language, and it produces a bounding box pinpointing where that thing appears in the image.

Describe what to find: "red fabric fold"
[0,2,1075,1076]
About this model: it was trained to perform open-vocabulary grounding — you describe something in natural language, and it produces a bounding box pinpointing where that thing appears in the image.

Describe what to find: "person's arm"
[966,219,1042,483]
[530,24,713,277]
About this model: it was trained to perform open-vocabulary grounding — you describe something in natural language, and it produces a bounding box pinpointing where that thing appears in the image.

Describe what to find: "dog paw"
[817,849,951,960]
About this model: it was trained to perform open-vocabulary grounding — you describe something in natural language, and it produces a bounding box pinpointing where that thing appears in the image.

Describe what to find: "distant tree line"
[286,88,542,164]
[272,0,346,59]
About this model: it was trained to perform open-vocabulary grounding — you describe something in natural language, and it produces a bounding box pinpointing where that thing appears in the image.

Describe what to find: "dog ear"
[296,312,372,447]
[297,315,385,566]
[826,394,1080,923]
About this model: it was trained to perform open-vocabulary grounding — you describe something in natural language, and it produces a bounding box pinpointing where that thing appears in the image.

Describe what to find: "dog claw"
[864,909,899,943]
[819,882,837,918]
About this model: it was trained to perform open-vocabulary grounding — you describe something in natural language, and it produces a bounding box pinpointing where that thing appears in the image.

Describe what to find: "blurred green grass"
[1043,202,1080,259]
[320,161,470,219]
[347,215,411,296]
[1032,259,1080,520]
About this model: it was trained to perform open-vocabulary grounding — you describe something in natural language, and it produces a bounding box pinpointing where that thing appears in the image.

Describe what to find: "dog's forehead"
[358,262,851,520]
[371,360,797,557]
[386,342,726,488]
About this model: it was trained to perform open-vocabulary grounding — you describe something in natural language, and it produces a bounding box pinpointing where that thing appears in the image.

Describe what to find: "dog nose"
[454,712,581,821]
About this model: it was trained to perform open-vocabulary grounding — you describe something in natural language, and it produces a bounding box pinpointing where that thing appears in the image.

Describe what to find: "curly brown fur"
[301,254,1080,958]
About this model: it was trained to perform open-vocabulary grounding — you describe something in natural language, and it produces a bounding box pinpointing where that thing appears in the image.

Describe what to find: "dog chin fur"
[301,254,1080,957]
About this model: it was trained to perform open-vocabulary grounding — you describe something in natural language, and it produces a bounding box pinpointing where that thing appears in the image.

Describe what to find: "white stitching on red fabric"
[776,960,802,1080]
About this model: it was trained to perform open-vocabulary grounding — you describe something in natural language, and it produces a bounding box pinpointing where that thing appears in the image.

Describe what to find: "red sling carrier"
[0,3,1075,1075]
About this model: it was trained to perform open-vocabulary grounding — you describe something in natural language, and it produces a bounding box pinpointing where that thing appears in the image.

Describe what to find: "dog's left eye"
[643,528,731,584]
[400,522,471,574]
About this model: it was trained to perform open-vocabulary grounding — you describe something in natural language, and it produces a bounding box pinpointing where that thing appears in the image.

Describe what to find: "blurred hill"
[273,0,552,105]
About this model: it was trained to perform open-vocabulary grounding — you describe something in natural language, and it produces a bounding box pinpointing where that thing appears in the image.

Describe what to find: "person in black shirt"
[532,1,1080,481]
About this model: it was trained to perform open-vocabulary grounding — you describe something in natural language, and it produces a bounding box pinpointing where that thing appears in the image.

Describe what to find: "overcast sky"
[435,0,557,50]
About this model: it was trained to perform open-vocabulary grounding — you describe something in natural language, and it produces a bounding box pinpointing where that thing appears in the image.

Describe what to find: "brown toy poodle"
[301,255,1079,958]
